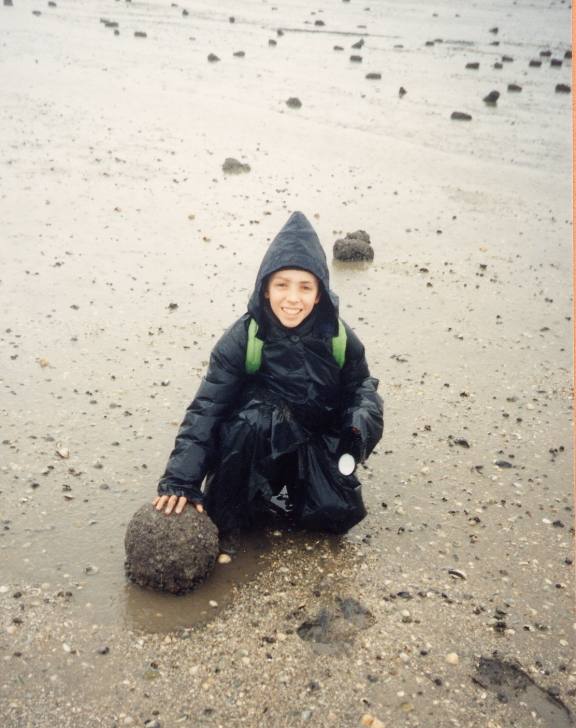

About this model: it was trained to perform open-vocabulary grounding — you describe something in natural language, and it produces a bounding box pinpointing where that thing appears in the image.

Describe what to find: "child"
[152,211,383,535]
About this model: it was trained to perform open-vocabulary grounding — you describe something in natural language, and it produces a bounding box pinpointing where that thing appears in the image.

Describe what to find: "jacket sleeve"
[339,322,384,459]
[157,317,248,500]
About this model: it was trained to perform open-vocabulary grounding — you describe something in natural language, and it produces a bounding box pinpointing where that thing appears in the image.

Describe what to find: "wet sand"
[0,0,573,726]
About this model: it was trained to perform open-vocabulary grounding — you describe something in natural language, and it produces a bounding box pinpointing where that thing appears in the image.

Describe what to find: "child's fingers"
[153,495,168,510]
[164,495,178,514]
[175,497,187,515]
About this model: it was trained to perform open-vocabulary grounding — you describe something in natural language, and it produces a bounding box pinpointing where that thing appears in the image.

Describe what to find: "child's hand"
[338,426,366,464]
[152,495,204,515]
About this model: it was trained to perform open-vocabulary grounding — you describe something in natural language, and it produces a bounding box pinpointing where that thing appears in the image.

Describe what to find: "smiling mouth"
[281,308,302,315]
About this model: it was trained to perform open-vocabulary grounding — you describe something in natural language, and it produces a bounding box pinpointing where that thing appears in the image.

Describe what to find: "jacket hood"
[247,211,339,332]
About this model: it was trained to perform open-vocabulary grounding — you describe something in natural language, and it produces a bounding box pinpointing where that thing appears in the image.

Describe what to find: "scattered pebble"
[448,568,467,580]
[446,652,460,665]
[451,111,472,121]
[361,715,385,728]
[222,157,251,174]
[483,90,500,105]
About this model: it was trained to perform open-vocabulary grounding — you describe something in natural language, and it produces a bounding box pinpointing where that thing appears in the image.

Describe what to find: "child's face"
[264,269,320,328]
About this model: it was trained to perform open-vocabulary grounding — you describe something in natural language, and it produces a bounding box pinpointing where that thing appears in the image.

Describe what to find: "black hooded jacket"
[158,212,384,502]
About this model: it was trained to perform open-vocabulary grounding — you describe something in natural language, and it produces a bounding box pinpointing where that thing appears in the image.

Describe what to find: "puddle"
[473,657,574,727]
[119,530,272,633]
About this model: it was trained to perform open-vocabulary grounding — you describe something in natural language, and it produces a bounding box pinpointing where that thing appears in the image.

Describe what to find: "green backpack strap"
[332,318,347,368]
[245,317,346,373]
[245,318,264,374]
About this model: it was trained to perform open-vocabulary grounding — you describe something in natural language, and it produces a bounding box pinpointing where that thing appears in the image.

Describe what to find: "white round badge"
[338,453,356,476]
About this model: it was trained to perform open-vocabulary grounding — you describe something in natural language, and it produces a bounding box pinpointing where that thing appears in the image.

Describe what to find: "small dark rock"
[494,460,513,468]
[32,9,42,15]
[550,58,562,67]
[229,16,235,23]
[555,84,571,93]
[4,0,14,6]
[539,49,552,57]
[97,645,110,655]
[134,31,147,38]
[425,40,435,47]
[222,157,250,174]
[483,90,500,104]
[286,97,302,109]
[168,302,178,310]
[48,1,57,6]
[333,231,373,262]
[366,72,381,80]
[451,111,472,121]
[494,62,503,69]
[350,55,362,62]
[502,55,514,62]
[333,45,344,51]
[451,437,470,447]
[207,53,220,62]
[268,39,277,47]
[233,50,245,57]
[465,62,480,69]
[507,83,522,92]
[314,19,325,26]
[564,50,572,59]
[351,38,364,49]
[528,59,542,67]
[398,86,407,97]
[489,26,498,34]
[182,8,188,16]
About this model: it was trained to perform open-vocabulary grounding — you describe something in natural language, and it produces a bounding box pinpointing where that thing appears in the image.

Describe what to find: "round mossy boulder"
[333,230,374,262]
[124,504,219,594]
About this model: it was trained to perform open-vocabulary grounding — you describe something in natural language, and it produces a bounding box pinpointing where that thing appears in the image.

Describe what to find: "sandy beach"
[0,0,573,725]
